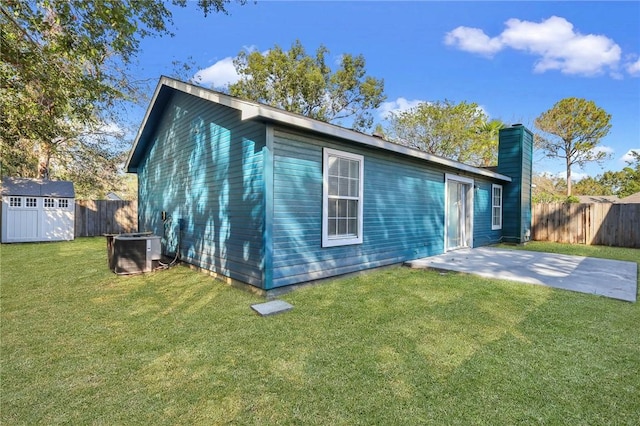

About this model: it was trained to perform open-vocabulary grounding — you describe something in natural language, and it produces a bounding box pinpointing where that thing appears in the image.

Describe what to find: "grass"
[1,238,639,424]
[498,240,640,264]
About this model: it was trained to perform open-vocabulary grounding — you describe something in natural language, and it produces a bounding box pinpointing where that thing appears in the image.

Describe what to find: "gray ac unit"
[111,233,162,274]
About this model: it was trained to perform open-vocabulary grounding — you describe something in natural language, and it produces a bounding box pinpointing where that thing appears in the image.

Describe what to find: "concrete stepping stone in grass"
[251,300,293,316]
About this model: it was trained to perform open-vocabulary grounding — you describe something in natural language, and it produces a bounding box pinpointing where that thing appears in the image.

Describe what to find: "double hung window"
[492,184,503,230]
[322,148,364,247]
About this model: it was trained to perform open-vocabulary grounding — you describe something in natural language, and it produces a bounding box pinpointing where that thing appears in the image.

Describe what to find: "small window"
[25,197,37,208]
[9,197,22,207]
[492,184,503,230]
[322,148,364,247]
[44,198,55,208]
[58,199,69,208]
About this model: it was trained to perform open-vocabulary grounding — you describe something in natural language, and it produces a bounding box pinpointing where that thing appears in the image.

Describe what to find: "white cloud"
[554,170,590,182]
[626,58,640,76]
[97,121,126,137]
[591,145,614,156]
[621,149,640,163]
[445,16,625,77]
[378,97,425,119]
[444,26,503,56]
[192,57,240,88]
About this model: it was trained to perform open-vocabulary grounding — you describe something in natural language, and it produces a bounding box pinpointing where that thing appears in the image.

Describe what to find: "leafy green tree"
[532,173,566,203]
[385,100,503,167]
[229,40,386,131]
[1,0,242,197]
[572,176,614,196]
[534,97,612,196]
[569,152,640,199]
[599,155,640,198]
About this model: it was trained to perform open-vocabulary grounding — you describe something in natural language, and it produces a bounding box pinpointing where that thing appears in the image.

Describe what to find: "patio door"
[445,175,474,251]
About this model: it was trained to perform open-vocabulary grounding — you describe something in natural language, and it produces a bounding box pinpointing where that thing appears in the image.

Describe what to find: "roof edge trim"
[127,76,512,182]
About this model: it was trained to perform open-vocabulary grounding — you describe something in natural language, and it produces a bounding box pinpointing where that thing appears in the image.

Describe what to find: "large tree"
[385,100,503,167]
[534,97,612,196]
[229,40,386,131]
[572,176,614,197]
[598,152,640,198]
[531,173,567,203]
[1,0,242,197]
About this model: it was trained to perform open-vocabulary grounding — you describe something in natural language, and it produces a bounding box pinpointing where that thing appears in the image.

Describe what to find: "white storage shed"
[1,177,75,243]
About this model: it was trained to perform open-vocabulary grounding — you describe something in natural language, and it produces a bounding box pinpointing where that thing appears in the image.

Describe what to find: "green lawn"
[1,239,639,425]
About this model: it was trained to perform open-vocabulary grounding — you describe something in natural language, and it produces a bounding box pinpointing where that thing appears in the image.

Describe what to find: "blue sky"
[132,1,640,179]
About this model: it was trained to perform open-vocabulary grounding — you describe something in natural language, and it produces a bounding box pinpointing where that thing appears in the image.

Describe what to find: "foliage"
[0,0,241,197]
[229,40,386,131]
[570,152,640,199]
[600,152,640,198]
[565,195,580,203]
[2,238,639,424]
[532,173,566,203]
[385,100,504,167]
[534,97,612,196]
[572,176,614,196]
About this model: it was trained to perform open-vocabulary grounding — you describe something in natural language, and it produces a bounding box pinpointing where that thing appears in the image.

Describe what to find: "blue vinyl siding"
[129,79,529,291]
[473,179,503,247]
[270,128,449,288]
[520,129,533,239]
[498,128,522,242]
[497,126,533,243]
[137,91,266,287]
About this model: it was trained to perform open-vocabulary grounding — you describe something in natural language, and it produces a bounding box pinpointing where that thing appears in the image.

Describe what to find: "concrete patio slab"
[251,300,294,316]
[406,247,637,302]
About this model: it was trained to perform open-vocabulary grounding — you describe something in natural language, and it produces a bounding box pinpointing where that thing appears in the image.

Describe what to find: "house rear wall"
[269,127,503,289]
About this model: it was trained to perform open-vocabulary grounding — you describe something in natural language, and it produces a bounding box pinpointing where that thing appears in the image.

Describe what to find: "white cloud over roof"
[192,57,240,88]
[378,97,425,119]
[445,16,629,77]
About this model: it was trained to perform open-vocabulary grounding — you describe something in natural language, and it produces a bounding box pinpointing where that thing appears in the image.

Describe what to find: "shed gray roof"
[576,195,620,203]
[1,177,75,198]
[620,191,640,203]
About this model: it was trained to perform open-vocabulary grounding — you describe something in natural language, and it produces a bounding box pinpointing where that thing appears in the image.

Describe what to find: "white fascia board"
[250,105,512,182]
[125,78,168,171]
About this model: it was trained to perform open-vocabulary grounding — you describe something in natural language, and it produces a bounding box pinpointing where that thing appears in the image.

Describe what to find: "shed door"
[42,198,75,241]
[4,197,39,242]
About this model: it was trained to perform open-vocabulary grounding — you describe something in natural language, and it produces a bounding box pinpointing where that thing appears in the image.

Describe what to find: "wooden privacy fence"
[532,203,640,248]
[75,200,138,237]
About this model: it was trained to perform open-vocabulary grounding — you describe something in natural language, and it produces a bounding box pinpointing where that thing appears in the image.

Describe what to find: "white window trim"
[322,148,364,247]
[43,198,56,209]
[25,197,38,208]
[491,184,503,230]
[444,174,475,251]
[9,196,22,208]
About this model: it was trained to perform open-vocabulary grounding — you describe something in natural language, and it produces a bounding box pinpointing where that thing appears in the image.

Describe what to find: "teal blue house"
[126,77,532,293]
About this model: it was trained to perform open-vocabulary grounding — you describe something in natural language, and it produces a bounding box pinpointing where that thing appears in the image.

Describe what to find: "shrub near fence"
[75,200,138,237]
[532,203,640,248]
